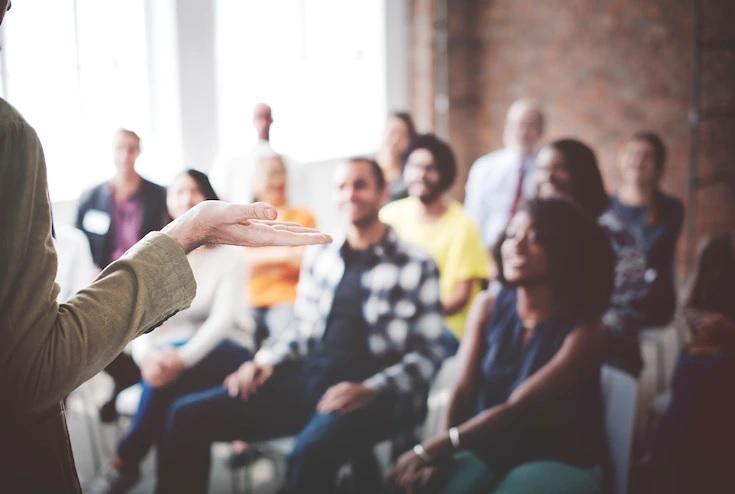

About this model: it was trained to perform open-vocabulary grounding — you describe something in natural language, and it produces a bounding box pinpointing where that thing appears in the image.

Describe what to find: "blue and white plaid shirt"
[254,227,445,415]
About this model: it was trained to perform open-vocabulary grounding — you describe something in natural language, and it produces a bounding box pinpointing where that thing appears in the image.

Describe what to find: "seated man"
[381,134,491,344]
[155,158,445,494]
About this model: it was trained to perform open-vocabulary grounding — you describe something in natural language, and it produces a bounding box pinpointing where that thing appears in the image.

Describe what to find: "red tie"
[509,159,526,217]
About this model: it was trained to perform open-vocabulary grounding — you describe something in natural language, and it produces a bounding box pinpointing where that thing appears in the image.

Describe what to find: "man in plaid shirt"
[156,158,444,494]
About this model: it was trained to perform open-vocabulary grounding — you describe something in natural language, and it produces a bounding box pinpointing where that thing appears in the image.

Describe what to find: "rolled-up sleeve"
[0,101,196,414]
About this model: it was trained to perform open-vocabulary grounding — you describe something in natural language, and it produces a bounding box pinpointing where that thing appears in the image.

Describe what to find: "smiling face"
[167,173,207,220]
[334,160,386,227]
[404,148,443,205]
[619,138,659,188]
[500,211,549,286]
[534,146,574,201]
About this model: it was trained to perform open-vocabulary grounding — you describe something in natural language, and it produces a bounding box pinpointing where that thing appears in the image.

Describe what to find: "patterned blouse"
[599,208,650,338]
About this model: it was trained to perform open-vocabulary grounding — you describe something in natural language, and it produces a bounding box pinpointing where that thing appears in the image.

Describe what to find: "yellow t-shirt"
[381,198,492,339]
[247,207,316,308]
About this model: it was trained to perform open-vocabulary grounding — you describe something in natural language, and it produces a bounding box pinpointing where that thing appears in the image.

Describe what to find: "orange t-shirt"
[246,207,316,308]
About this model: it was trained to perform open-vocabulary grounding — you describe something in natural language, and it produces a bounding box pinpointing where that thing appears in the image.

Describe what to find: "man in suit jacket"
[76,129,168,269]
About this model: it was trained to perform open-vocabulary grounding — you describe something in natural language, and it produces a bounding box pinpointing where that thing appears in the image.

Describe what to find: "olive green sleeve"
[0,100,196,414]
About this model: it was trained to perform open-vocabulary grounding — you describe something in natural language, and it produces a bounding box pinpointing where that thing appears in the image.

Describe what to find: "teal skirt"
[438,451,603,494]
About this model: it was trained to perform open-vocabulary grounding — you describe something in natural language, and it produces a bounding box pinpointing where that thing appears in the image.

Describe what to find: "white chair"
[601,365,638,494]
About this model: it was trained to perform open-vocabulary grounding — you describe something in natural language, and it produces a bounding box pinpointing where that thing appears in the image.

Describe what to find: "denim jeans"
[155,360,410,493]
[116,339,251,466]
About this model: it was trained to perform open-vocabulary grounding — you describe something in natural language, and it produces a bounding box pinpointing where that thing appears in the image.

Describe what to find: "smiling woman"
[388,197,615,494]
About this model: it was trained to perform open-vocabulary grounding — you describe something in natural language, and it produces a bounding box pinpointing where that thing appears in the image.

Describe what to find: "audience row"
[56,98,729,494]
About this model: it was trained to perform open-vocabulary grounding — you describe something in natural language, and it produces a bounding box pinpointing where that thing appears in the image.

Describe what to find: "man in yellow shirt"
[381,134,491,343]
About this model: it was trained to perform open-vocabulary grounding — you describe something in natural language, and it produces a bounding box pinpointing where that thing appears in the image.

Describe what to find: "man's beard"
[414,183,443,205]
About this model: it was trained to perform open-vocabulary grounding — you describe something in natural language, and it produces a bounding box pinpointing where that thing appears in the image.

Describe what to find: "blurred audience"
[533,138,649,375]
[611,132,684,328]
[465,99,545,249]
[389,197,614,494]
[154,158,444,493]
[245,153,315,346]
[75,128,168,422]
[211,102,275,204]
[88,169,254,494]
[376,111,418,202]
[381,134,491,346]
[641,232,735,494]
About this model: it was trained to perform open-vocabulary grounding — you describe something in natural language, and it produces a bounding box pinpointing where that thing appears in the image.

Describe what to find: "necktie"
[509,158,526,217]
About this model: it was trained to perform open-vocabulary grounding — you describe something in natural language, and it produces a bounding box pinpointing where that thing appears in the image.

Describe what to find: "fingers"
[236,202,278,221]
[317,385,343,413]
[225,373,240,398]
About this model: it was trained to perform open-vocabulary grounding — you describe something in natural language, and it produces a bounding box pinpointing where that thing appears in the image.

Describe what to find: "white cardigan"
[132,245,253,367]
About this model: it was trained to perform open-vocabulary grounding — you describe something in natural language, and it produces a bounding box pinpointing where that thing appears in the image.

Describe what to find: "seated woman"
[245,153,315,346]
[533,139,649,375]
[88,169,254,494]
[611,132,684,328]
[389,197,615,494]
[643,232,735,494]
[376,111,418,202]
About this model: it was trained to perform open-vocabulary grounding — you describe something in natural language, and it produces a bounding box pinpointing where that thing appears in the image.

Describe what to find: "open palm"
[163,201,331,252]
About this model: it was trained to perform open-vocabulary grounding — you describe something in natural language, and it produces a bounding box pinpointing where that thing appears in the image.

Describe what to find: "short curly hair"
[411,134,457,194]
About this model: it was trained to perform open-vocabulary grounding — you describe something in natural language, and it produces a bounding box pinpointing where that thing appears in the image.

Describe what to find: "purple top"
[109,184,144,262]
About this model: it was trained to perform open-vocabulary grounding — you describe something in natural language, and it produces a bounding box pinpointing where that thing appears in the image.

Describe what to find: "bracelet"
[448,427,461,449]
[412,444,433,464]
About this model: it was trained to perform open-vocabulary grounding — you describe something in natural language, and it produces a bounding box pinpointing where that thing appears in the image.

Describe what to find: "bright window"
[2,0,152,202]
[1,0,389,200]
[214,0,387,162]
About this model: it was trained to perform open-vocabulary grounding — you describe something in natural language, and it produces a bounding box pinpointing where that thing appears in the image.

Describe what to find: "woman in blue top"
[389,197,615,494]
[611,132,684,327]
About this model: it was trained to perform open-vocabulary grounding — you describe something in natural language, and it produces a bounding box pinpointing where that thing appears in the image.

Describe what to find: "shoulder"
[448,201,483,232]
[393,234,433,263]
[140,178,166,197]
[286,207,316,227]
[564,321,605,352]
[471,148,508,169]
[380,197,412,219]
[78,182,109,205]
[390,234,438,277]
[599,209,641,248]
[657,191,684,217]
[0,98,33,133]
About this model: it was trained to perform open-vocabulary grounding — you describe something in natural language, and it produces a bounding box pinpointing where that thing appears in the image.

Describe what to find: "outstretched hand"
[162,201,332,253]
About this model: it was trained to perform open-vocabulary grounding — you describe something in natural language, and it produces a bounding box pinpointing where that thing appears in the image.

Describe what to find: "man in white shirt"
[464,99,545,249]
[211,102,274,203]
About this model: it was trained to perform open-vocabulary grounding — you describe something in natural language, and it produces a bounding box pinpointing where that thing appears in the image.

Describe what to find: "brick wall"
[408,0,735,277]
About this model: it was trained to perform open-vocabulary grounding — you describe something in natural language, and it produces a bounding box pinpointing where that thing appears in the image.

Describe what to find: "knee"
[288,415,340,466]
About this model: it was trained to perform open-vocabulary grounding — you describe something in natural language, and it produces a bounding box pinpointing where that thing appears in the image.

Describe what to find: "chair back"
[601,365,638,494]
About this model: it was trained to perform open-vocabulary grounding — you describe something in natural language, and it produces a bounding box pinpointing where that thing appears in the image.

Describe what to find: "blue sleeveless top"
[475,286,606,469]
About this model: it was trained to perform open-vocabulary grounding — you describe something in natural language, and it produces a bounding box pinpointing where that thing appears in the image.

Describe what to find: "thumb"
[229,202,278,222]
